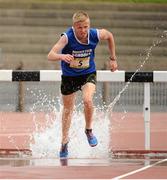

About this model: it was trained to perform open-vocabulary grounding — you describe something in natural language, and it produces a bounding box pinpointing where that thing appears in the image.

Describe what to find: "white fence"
[0,70,167,82]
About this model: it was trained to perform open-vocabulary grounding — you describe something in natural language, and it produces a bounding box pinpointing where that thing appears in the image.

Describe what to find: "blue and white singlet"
[61,27,99,76]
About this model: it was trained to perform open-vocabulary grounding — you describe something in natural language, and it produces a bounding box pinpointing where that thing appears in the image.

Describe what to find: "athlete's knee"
[83,98,93,107]
[63,106,74,115]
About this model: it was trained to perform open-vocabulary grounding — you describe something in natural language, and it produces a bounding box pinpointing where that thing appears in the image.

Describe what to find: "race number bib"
[70,57,90,69]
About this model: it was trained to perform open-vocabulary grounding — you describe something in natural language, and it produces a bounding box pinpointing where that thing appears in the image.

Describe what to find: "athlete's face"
[73,19,90,40]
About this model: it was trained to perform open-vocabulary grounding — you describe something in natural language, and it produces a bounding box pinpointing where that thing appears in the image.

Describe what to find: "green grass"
[92,0,167,2]
[17,0,167,3]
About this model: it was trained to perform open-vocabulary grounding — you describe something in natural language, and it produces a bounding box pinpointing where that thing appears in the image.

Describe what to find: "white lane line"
[112,158,167,179]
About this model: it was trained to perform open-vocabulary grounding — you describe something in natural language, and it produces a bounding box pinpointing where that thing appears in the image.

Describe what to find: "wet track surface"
[1,153,167,179]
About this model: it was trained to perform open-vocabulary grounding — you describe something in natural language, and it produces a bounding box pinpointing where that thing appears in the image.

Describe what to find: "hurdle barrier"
[0,70,167,151]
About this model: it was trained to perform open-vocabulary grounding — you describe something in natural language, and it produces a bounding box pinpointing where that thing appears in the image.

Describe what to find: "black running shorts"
[61,72,96,95]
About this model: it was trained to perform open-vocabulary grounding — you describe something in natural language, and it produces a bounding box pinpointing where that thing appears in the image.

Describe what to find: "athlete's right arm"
[47,35,74,63]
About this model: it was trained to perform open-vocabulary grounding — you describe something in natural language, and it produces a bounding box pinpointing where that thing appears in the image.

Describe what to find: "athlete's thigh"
[62,93,76,108]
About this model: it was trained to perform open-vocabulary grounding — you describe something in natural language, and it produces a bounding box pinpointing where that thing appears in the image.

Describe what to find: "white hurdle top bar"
[0,70,167,82]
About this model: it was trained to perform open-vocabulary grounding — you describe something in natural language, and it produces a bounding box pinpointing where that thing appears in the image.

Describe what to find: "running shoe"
[59,142,68,158]
[85,129,98,147]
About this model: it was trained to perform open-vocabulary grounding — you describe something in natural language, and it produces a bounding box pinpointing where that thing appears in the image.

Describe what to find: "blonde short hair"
[72,11,89,24]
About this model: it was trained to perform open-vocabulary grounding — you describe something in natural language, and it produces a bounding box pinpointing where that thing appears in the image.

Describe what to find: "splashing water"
[30,100,110,158]
[29,30,167,159]
[107,30,167,115]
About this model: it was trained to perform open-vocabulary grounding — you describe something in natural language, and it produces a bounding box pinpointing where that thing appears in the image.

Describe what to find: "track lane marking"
[112,158,167,179]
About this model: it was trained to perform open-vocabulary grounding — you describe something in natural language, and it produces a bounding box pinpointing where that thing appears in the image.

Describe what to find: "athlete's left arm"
[99,29,118,71]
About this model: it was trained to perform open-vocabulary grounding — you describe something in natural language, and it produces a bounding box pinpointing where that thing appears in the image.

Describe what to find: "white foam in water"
[30,104,110,159]
[69,108,110,158]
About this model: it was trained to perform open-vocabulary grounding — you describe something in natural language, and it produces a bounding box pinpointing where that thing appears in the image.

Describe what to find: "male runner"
[48,11,117,158]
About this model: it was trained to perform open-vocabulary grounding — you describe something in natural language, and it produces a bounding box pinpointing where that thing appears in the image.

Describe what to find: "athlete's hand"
[109,60,118,72]
[61,54,74,63]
